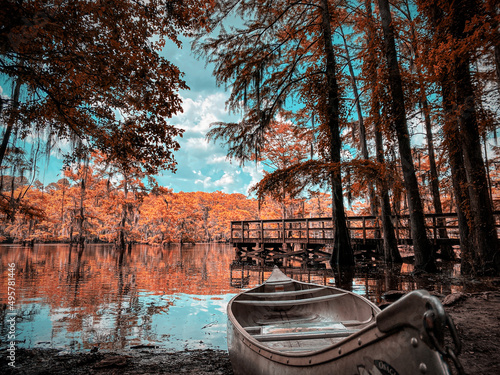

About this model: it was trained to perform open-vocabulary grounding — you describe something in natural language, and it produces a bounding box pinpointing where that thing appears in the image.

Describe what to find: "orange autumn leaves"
[2,160,335,244]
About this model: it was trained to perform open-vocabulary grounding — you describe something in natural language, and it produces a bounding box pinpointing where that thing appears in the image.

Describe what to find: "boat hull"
[227,268,454,375]
[228,318,450,375]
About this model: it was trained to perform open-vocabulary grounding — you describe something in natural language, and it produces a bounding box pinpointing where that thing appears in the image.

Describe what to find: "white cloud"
[206,155,228,165]
[185,136,211,151]
[172,93,232,134]
[213,172,234,187]
[153,86,264,194]
[195,176,212,189]
[241,164,264,195]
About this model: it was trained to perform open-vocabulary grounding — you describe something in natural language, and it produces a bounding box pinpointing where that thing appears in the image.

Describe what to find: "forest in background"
[0,146,497,247]
[0,0,499,275]
[0,158,335,245]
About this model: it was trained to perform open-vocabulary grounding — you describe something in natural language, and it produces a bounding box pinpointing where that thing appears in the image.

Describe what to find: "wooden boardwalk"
[231,212,500,265]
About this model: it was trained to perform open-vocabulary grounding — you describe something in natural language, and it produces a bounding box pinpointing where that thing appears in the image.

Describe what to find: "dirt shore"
[444,291,500,374]
[1,348,234,375]
[1,292,499,375]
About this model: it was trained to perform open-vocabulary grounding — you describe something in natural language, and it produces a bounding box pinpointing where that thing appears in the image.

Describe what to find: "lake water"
[0,243,481,352]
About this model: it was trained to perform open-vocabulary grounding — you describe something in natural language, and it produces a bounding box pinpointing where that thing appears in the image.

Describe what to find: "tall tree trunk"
[441,78,475,273]
[0,78,21,168]
[422,96,455,260]
[496,42,500,89]
[485,0,500,88]
[451,0,499,275]
[375,119,402,263]
[61,187,66,238]
[119,207,127,251]
[404,1,454,260]
[482,133,494,206]
[340,25,376,219]
[69,206,74,244]
[119,175,129,252]
[7,175,17,222]
[377,0,435,272]
[77,176,86,247]
[321,0,354,267]
[339,27,369,161]
[365,0,400,263]
[424,2,477,273]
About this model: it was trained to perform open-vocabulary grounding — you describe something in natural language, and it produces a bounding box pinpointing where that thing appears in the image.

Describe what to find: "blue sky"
[153,35,263,195]
[3,34,263,196]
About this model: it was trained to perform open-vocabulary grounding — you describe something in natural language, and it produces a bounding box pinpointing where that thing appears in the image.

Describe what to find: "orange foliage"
[0,163,337,244]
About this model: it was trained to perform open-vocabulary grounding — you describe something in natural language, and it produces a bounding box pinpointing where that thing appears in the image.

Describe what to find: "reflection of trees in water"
[0,304,39,342]
[227,260,463,306]
[0,243,465,349]
[229,263,336,288]
[0,244,183,349]
[68,247,86,297]
[332,266,354,292]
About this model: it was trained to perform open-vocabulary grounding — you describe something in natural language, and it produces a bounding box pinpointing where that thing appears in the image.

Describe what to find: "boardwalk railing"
[231,212,500,247]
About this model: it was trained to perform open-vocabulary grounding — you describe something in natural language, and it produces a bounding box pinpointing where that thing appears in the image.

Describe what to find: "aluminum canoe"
[227,267,457,375]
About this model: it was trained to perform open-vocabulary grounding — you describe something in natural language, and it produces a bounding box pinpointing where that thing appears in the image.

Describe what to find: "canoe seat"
[254,314,320,326]
[246,287,326,298]
[252,329,358,342]
[234,292,348,307]
[245,321,358,342]
[253,316,372,327]
[279,346,338,353]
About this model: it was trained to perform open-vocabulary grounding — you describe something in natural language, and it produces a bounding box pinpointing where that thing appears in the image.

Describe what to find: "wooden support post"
[395,216,400,241]
[433,216,437,244]
[362,217,366,245]
[306,219,309,244]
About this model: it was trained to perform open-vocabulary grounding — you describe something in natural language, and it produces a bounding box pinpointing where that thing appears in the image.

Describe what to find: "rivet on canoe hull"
[338,348,342,355]
[419,363,428,373]
[358,338,362,346]
[411,337,418,347]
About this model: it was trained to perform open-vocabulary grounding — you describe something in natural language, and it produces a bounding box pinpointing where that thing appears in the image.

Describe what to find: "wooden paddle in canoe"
[227,267,463,375]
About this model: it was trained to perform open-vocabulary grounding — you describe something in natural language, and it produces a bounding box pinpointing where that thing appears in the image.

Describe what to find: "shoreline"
[1,348,233,375]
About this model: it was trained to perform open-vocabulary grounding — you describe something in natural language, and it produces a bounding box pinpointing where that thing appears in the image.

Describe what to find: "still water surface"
[0,243,475,352]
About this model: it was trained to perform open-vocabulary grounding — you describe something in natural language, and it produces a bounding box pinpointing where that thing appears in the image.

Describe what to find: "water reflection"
[229,258,481,306]
[0,243,238,351]
[0,243,492,353]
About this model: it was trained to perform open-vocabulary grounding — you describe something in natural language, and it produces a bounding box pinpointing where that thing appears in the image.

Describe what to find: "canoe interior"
[231,277,379,353]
